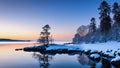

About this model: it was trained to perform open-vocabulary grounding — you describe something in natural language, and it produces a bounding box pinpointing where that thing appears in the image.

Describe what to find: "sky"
[0,0,119,41]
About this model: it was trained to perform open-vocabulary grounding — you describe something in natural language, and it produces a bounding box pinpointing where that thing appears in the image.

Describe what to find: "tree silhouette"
[101,58,111,68]
[112,2,120,25]
[89,17,96,32]
[100,16,111,32]
[38,24,53,47]
[77,54,96,68]
[98,1,111,33]
[32,52,53,68]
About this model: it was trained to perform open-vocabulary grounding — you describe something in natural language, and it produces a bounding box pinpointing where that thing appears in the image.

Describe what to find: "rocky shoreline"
[15,43,120,68]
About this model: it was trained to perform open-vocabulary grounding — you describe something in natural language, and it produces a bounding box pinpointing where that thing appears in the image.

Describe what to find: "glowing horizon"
[0,0,119,41]
[0,21,74,40]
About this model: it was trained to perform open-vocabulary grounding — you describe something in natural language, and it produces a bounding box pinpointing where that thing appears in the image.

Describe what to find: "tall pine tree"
[98,1,111,33]
[112,2,120,25]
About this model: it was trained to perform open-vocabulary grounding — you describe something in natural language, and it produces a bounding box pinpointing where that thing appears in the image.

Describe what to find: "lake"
[0,42,115,68]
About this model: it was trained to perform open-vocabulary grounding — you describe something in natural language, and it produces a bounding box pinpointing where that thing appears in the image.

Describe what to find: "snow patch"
[90,54,100,59]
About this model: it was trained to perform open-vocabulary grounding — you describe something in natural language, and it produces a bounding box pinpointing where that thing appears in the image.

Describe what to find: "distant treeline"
[0,38,30,42]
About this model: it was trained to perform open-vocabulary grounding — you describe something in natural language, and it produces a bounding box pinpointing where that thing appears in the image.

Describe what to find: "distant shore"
[0,38,31,42]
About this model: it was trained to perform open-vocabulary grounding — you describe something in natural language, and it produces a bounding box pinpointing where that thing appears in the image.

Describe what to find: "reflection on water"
[32,52,53,68]
[78,53,96,68]
[31,52,99,68]
[101,58,111,68]
[0,42,116,68]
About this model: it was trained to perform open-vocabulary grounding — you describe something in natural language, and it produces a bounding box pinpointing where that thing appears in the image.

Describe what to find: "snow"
[25,41,120,58]
[90,54,100,59]
[116,50,120,54]
[76,41,120,52]
[84,49,91,52]
[111,56,120,62]
[46,44,79,50]
[103,51,115,57]
[46,41,120,57]
[70,41,120,56]
[90,50,98,53]
[47,41,120,57]
[47,44,68,50]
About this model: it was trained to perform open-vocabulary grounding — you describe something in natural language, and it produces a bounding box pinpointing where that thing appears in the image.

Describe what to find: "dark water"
[0,42,115,68]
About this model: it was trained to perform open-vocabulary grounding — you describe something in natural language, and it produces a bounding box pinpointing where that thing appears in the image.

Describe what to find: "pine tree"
[98,1,111,33]
[89,17,96,32]
[38,24,52,47]
[100,16,111,32]
[112,2,120,40]
[112,2,120,24]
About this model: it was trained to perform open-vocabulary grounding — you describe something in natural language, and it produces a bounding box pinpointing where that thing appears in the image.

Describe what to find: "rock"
[90,54,100,59]
[89,53,100,62]
[15,48,23,51]
[23,46,46,52]
[111,56,120,67]
[84,49,91,54]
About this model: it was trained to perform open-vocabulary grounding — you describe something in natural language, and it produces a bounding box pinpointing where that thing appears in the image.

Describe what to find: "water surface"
[0,42,114,68]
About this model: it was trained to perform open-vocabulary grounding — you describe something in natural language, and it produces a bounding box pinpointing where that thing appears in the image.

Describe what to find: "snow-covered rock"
[111,56,120,62]
[103,51,115,57]
[84,49,91,52]
[47,44,68,50]
[116,50,120,56]
[46,44,79,51]
[90,54,100,59]
[23,41,120,59]
[111,56,120,67]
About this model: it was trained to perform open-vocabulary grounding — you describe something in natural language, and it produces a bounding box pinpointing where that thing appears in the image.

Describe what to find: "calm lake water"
[0,42,114,68]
